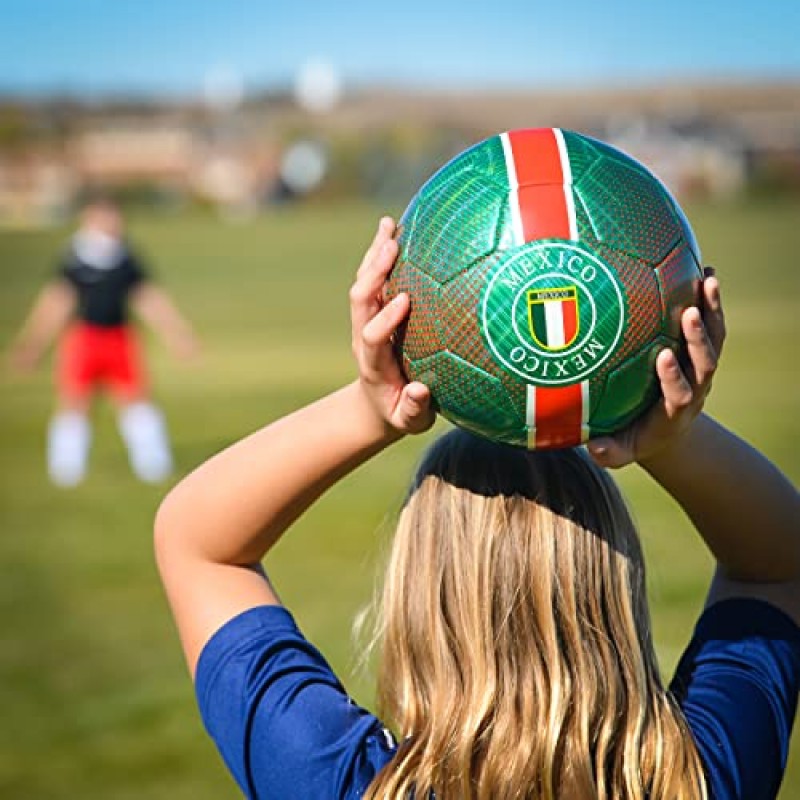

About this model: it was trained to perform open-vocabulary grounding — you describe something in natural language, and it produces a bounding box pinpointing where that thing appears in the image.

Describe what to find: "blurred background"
[0,1,798,797]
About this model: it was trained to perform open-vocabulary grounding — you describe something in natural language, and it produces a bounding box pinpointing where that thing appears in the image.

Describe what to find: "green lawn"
[0,200,798,798]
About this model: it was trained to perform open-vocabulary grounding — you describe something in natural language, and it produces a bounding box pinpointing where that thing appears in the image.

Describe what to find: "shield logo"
[527,286,579,351]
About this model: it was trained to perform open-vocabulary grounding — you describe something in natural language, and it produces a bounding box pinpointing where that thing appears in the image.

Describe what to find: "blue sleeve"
[195,605,396,800]
[670,598,800,800]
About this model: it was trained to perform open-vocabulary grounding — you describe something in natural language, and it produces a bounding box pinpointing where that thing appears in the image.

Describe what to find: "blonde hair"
[365,429,706,800]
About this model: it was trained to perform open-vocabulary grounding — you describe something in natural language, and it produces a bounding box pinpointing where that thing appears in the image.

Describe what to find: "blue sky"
[2,0,798,96]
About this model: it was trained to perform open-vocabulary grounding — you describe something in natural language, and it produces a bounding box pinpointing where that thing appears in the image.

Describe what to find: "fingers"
[587,436,634,469]
[356,217,396,281]
[349,217,435,437]
[588,348,695,470]
[591,272,725,469]
[679,265,725,390]
[350,218,399,342]
[392,382,434,434]
[701,269,725,359]
[356,290,435,435]
[588,348,697,470]
[670,270,723,395]
[656,348,693,413]
[361,292,408,346]
[681,306,717,388]
[356,294,409,379]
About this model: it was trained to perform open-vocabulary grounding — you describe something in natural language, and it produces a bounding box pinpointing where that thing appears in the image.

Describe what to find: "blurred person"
[8,196,199,486]
[156,219,799,799]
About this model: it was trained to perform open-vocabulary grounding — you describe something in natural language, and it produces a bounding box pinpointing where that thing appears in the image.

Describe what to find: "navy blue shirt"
[196,598,800,799]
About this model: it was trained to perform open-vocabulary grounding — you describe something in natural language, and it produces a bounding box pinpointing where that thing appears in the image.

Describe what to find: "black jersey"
[58,231,148,327]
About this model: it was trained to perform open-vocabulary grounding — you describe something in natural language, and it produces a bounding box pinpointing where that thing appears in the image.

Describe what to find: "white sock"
[118,402,174,483]
[47,411,91,487]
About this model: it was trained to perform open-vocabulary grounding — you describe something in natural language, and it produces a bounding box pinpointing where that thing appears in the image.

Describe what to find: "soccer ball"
[386,128,702,449]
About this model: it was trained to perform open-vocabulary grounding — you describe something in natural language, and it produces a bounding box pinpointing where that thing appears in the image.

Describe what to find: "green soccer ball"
[386,128,702,449]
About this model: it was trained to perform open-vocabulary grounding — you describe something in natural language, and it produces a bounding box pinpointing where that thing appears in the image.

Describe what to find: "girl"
[156,218,799,799]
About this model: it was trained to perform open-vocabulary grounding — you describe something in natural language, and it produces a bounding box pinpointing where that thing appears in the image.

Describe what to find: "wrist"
[351,380,406,447]
[637,415,703,473]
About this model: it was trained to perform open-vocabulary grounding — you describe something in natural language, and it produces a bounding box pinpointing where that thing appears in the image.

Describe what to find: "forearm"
[640,414,800,582]
[156,217,433,673]
[131,284,196,352]
[156,380,400,567]
[14,282,75,353]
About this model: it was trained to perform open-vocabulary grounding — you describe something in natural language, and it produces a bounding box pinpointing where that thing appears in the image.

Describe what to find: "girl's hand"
[6,340,42,374]
[588,270,725,469]
[350,217,435,436]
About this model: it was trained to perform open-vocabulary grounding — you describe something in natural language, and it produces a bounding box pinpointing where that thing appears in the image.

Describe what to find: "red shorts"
[57,322,148,402]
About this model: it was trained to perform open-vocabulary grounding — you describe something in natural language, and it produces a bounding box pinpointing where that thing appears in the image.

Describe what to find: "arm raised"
[641,415,800,620]
[590,274,800,623]
[155,218,433,675]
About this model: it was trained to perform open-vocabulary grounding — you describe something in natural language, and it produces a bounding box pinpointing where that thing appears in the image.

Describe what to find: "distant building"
[0,80,797,225]
[72,125,194,186]
[603,117,748,199]
[0,151,74,226]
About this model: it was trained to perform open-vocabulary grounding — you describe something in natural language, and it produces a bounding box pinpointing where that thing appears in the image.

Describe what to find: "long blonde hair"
[365,429,706,800]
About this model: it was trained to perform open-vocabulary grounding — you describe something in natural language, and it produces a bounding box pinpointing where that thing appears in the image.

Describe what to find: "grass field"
[0,199,798,798]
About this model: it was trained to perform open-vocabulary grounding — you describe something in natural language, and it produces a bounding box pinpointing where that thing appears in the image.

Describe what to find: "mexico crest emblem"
[527,286,579,351]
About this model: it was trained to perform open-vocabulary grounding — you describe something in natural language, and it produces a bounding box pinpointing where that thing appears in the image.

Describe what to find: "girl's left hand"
[587,269,725,469]
[350,217,435,436]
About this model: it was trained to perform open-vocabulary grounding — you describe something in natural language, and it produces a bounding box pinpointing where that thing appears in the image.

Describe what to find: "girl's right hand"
[349,217,435,437]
